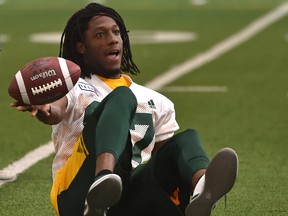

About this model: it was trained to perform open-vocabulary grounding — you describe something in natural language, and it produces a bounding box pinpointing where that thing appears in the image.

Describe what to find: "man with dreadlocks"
[57,2,238,216]
[11,2,238,216]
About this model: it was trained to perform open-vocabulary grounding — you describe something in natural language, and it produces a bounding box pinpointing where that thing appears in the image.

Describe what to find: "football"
[8,56,81,105]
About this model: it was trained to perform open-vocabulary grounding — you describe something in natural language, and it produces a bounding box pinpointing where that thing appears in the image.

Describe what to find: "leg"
[126,162,185,216]
[83,86,137,170]
[192,169,206,191]
[126,129,209,215]
[83,86,137,216]
[153,129,210,212]
[185,148,238,216]
[51,86,137,216]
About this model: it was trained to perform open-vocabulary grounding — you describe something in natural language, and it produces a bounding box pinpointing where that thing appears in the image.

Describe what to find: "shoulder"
[73,78,98,94]
[131,82,173,105]
[67,78,98,99]
[130,82,175,115]
[66,78,99,111]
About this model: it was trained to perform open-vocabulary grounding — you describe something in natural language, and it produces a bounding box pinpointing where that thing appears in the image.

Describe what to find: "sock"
[95,169,112,180]
[193,174,205,197]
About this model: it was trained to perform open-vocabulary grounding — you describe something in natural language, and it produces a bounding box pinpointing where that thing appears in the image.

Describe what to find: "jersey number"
[130,113,154,164]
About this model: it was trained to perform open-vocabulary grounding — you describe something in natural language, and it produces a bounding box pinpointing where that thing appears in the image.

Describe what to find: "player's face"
[77,15,123,78]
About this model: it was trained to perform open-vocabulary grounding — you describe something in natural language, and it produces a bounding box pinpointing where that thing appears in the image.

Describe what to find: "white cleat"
[185,148,238,216]
[0,171,17,182]
[84,174,122,216]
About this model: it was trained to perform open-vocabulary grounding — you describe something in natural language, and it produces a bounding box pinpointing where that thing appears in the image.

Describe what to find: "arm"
[10,96,68,125]
[152,93,179,154]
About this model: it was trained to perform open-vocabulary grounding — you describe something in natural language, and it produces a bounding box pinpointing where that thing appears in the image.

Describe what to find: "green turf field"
[1,0,288,215]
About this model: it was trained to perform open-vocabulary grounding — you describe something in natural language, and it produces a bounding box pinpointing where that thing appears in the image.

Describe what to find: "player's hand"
[10,101,32,112]
[10,102,51,117]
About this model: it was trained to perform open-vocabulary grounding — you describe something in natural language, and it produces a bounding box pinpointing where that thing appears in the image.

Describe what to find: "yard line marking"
[0,34,9,43]
[129,31,197,44]
[190,0,208,6]
[1,1,288,187]
[144,1,288,90]
[0,141,54,187]
[161,85,228,93]
[29,31,197,44]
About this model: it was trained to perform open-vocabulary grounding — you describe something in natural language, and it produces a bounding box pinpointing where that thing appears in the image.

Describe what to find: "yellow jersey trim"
[96,74,131,89]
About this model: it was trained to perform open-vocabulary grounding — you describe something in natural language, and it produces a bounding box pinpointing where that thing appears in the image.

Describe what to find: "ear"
[76,42,86,54]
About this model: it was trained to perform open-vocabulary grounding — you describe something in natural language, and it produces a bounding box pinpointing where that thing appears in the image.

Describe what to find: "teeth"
[108,50,119,56]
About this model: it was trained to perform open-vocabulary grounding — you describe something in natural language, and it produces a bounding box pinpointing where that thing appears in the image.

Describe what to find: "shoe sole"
[85,174,122,216]
[185,147,238,216]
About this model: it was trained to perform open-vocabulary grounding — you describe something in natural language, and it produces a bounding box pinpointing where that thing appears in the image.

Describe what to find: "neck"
[92,69,121,79]
[97,73,121,79]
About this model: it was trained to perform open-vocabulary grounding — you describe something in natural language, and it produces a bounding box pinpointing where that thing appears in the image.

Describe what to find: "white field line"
[161,86,228,92]
[29,31,197,44]
[190,0,208,6]
[145,1,288,90]
[0,142,54,187]
[0,34,9,43]
[1,2,288,187]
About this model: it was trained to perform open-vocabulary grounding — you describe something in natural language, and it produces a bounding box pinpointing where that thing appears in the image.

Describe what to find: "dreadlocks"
[59,3,140,78]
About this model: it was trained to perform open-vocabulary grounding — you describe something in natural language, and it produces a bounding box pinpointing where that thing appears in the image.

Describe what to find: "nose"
[108,32,119,45]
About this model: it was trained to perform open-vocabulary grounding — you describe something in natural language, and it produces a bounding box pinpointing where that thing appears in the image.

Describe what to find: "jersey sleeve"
[154,96,179,143]
[65,85,76,114]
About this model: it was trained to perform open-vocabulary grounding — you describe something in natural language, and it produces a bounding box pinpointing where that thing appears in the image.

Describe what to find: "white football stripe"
[15,71,30,104]
[58,57,74,91]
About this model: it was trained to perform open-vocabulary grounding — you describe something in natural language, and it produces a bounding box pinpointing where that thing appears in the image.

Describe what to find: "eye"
[95,32,104,38]
[113,29,121,35]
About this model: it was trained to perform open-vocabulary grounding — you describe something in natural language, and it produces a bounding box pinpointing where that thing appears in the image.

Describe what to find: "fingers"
[31,107,38,117]
[10,102,51,117]
[32,104,51,117]
[10,102,32,112]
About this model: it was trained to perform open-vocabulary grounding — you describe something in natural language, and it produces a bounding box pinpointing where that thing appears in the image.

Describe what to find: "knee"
[179,129,199,139]
[112,86,137,108]
[114,86,131,94]
[171,129,202,147]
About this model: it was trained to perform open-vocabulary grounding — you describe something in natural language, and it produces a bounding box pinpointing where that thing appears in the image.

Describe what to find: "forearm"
[10,96,67,125]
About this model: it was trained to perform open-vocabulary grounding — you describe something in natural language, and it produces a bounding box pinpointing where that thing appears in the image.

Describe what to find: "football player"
[11,3,238,216]
[58,2,238,216]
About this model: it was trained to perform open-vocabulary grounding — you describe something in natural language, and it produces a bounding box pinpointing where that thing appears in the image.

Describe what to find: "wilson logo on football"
[31,78,63,95]
[8,56,81,105]
[30,69,57,81]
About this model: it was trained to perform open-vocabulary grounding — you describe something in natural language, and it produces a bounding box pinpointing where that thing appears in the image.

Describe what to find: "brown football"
[8,56,81,105]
